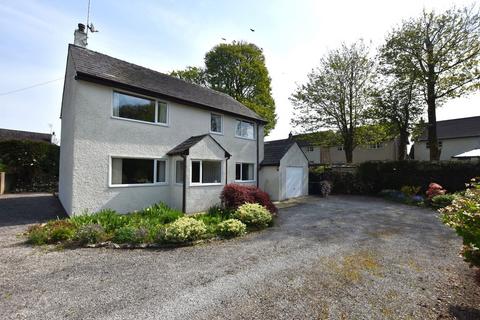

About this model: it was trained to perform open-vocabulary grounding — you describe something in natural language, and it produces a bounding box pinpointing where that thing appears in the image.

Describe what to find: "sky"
[0,0,479,142]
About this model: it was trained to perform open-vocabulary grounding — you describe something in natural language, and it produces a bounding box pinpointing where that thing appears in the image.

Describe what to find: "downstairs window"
[111,157,166,185]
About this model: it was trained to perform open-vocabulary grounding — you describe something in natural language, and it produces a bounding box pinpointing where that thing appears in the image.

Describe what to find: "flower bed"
[25,201,275,249]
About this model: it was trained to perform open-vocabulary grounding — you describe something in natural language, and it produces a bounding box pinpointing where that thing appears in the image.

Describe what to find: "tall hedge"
[310,161,480,195]
[0,140,59,192]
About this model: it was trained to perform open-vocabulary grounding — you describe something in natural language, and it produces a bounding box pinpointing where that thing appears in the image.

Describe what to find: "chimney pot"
[78,23,85,32]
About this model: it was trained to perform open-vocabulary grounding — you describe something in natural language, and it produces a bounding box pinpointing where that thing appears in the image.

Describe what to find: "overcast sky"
[0,0,479,142]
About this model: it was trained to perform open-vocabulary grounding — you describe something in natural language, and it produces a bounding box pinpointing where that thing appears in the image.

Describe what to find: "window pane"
[235,163,241,180]
[157,160,166,183]
[202,161,221,183]
[113,92,155,122]
[112,158,154,184]
[157,102,168,124]
[236,120,254,139]
[211,114,222,133]
[242,163,254,181]
[176,161,184,184]
[192,161,200,183]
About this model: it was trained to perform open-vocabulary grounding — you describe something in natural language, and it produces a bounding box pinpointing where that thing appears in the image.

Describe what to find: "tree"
[290,41,375,163]
[380,6,480,160]
[170,66,207,86]
[171,42,277,134]
[369,76,423,160]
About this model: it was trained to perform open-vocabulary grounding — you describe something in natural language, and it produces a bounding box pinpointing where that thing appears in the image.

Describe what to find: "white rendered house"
[59,27,266,215]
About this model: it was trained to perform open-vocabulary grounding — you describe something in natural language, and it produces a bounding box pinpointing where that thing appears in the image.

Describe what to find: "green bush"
[232,203,272,229]
[158,217,207,243]
[47,220,76,242]
[400,185,421,197]
[0,140,59,192]
[217,219,246,238]
[75,223,106,244]
[26,225,49,245]
[0,162,6,172]
[431,194,456,209]
[70,209,127,234]
[440,179,480,267]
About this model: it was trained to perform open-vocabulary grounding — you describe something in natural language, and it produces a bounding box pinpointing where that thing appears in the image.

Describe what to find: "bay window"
[111,157,167,186]
[191,160,222,184]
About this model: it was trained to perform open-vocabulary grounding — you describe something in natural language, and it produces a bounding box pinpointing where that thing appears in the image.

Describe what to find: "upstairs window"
[368,143,383,149]
[210,114,223,134]
[111,158,166,186]
[113,91,168,125]
[235,163,255,181]
[235,120,255,139]
[191,160,222,184]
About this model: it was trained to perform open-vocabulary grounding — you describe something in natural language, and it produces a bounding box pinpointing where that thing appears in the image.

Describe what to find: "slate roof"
[262,139,297,166]
[68,44,265,123]
[417,116,480,141]
[0,128,51,143]
[167,134,231,157]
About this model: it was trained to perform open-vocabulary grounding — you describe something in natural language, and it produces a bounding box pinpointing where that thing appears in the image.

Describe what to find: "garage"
[259,139,309,201]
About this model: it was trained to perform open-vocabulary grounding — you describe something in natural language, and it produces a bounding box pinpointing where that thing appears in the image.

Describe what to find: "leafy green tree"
[171,42,277,134]
[380,6,480,161]
[369,76,423,160]
[290,41,375,163]
[170,66,207,86]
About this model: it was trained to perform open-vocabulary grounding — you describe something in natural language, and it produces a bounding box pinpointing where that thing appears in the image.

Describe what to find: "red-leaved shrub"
[221,184,277,214]
[426,182,446,199]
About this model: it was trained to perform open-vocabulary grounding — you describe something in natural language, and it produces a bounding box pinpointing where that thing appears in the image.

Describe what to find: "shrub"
[431,194,456,209]
[70,209,127,234]
[26,225,49,245]
[0,162,6,172]
[400,185,421,197]
[217,219,246,238]
[426,183,446,199]
[113,225,137,244]
[440,179,480,267]
[319,180,332,197]
[139,202,184,224]
[46,220,76,242]
[0,140,59,192]
[221,184,277,214]
[207,204,233,219]
[75,223,106,244]
[158,217,207,243]
[232,203,272,229]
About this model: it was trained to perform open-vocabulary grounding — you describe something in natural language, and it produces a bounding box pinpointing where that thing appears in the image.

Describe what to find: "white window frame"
[235,162,256,182]
[337,146,344,151]
[368,142,384,149]
[306,146,314,152]
[190,159,223,186]
[210,113,223,135]
[111,90,169,127]
[109,155,168,188]
[235,119,256,140]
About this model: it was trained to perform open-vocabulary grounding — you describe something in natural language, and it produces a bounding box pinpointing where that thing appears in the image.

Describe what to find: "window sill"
[109,182,169,188]
[234,180,256,183]
[210,131,224,136]
[190,183,223,187]
[234,135,255,141]
[111,116,169,127]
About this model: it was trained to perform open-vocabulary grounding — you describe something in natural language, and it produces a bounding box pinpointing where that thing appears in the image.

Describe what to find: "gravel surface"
[0,194,479,320]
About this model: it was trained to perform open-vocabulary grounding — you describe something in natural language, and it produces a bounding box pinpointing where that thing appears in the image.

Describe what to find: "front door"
[286,167,303,198]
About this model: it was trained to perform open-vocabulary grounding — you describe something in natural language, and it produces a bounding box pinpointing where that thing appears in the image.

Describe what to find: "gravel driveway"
[0,194,479,320]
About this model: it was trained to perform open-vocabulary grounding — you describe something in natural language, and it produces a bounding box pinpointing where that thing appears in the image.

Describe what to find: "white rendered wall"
[414,137,480,161]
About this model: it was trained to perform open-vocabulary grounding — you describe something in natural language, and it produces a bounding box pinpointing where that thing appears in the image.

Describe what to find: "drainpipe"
[181,154,187,213]
[256,124,260,188]
[225,153,231,185]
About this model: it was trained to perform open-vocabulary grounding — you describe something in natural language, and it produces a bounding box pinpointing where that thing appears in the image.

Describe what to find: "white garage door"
[286,167,303,198]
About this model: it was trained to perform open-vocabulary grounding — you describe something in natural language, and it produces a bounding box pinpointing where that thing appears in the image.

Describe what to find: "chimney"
[288,132,293,140]
[74,23,88,47]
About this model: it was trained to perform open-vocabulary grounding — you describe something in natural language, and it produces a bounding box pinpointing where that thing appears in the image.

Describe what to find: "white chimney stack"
[74,23,88,47]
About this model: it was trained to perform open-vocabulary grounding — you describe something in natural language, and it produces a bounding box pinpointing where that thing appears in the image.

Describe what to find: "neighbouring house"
[259,139,309,201]
[60,24,299,215]
[0,128,52,143]
[413,116,480,161]
[292,133,400,165]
